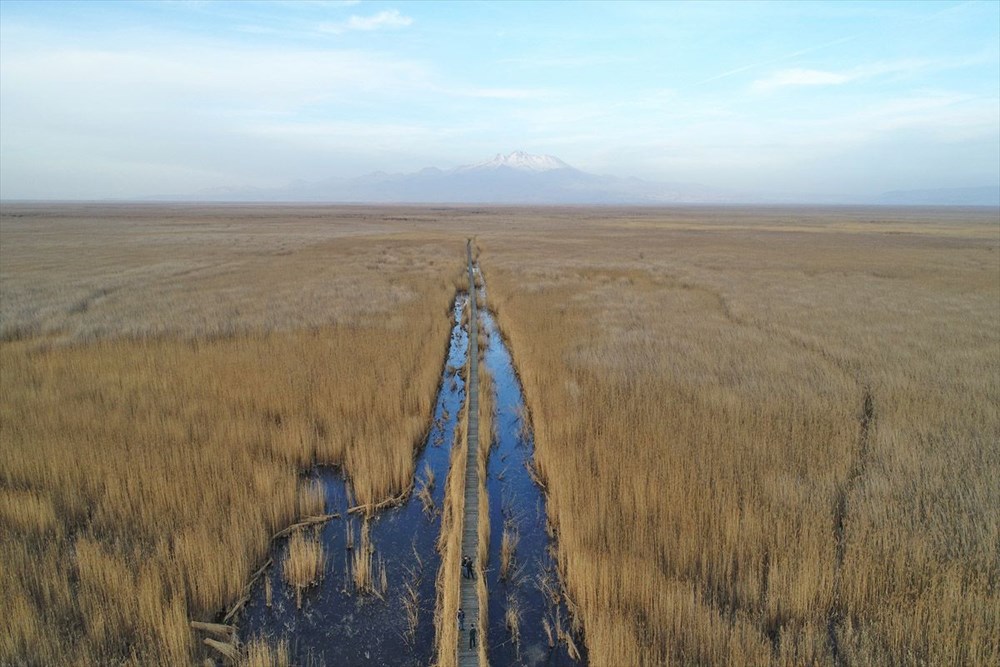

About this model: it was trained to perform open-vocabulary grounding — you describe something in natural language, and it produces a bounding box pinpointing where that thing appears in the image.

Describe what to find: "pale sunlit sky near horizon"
[1,0,998,200]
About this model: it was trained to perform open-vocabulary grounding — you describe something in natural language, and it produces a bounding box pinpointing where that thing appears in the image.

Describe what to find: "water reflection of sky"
[238,295,468,665]
[236,288,586,665]
[480,308,586,666]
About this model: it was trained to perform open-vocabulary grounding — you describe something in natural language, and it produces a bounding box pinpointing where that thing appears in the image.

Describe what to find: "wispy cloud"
[320,9,413,34]
[752,53,996,92]
[446,87,548,100]
[751,68,852,92]
[698,35,858,84]
[497,55,633,68]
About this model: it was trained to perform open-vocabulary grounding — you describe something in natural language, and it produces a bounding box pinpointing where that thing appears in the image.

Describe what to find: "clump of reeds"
[297,480,326,518]
[499,519,518,582]
[240,637,290,667]
[345,519,355,551]
[402,581,420,642]
[283,531,325,605]
[542,617,555,648]
[350,520,374,593]
[505,593,522,649]
[417,462,436,516]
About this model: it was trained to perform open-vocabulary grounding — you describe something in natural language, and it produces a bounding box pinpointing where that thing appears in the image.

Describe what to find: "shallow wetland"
[237,295,469,665]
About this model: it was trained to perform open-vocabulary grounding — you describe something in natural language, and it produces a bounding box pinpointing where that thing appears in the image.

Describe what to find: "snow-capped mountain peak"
[458,151,572,173]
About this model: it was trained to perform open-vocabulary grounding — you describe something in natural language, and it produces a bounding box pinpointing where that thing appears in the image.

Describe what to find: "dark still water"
[479,305,587,666]
[237,294,468,665]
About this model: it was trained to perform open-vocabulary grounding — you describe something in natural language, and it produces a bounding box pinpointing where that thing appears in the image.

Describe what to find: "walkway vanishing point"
[459,239,482,667]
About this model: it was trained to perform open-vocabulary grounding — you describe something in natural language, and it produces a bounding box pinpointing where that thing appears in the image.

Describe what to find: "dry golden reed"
[479,206,999,665]
[239,637,290,667]
[433,380,469,667]
[0,205,465,664]
[282,531,325,595]
[3,204,997,665]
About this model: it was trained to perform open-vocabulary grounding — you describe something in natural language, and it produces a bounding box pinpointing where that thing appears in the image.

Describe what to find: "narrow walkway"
[459,240,481,667]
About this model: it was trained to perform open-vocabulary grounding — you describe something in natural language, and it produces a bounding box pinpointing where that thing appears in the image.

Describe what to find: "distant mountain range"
[874,186,1000,207]
[152,151,1000,206]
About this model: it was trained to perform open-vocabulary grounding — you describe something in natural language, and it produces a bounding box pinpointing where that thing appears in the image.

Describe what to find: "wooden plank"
[458,240,483,667]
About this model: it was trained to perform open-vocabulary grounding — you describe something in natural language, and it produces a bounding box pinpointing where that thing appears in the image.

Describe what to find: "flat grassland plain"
[1,204,997,665]
[0,205,465,664]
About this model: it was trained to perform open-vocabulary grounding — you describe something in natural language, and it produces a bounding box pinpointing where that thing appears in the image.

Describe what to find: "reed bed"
[479,207,999,665]
[0,205,464,664]
[3,204,996,664]
[433,381,469,667]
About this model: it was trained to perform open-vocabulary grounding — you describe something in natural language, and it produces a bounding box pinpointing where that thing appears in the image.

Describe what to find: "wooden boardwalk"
[459,240,482,666]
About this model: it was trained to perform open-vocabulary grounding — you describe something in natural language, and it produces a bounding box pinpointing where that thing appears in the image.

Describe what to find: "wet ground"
[479,304,586,666]
[238,294,469,665]
[236,285,586,665]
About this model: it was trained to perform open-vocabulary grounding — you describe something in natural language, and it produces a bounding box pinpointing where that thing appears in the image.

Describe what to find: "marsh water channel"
[237,281,585,664]
[237,294,469,665]
[477,297,586,666]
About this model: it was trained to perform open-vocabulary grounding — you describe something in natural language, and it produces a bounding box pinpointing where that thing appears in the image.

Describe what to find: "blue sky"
[1,0,997,199]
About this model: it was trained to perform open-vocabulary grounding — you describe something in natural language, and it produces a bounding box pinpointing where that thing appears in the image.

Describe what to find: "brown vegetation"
[349,519,388,596]
[433,374,469,667]
[283,531,325,603]
[0,205,463,664]
[418,461,437,516]
[2,203,996,665]
[499,519,518,582]
[480,206,999,665]
[239,637,290,667]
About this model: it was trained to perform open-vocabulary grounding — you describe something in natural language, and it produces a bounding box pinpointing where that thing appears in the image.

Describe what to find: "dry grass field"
[1,203,997,665]
[0,204,464,664]
[478,206,999,665]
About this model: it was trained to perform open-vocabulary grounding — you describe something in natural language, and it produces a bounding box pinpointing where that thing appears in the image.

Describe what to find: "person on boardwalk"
[457,607,465,631]
[469,623,477,649]
[461,556,469,579]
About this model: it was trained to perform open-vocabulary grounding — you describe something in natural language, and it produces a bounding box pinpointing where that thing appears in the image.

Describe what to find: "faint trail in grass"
[828,388,875,665]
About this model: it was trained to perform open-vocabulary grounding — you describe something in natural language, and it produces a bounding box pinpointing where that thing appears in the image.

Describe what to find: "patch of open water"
[478,296,587,665]
[237,294,468,665]
[236,281,587,665]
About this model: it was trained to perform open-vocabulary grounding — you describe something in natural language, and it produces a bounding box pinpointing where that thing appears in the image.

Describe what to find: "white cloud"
[751,53,997,93]
[751,68,852,92]
[320,9,413,34]
[497,55,634,68]
[446,87,547,100]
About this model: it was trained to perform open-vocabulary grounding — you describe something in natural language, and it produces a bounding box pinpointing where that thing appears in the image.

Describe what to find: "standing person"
[469,623,477,649]
[458,607,465,631]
